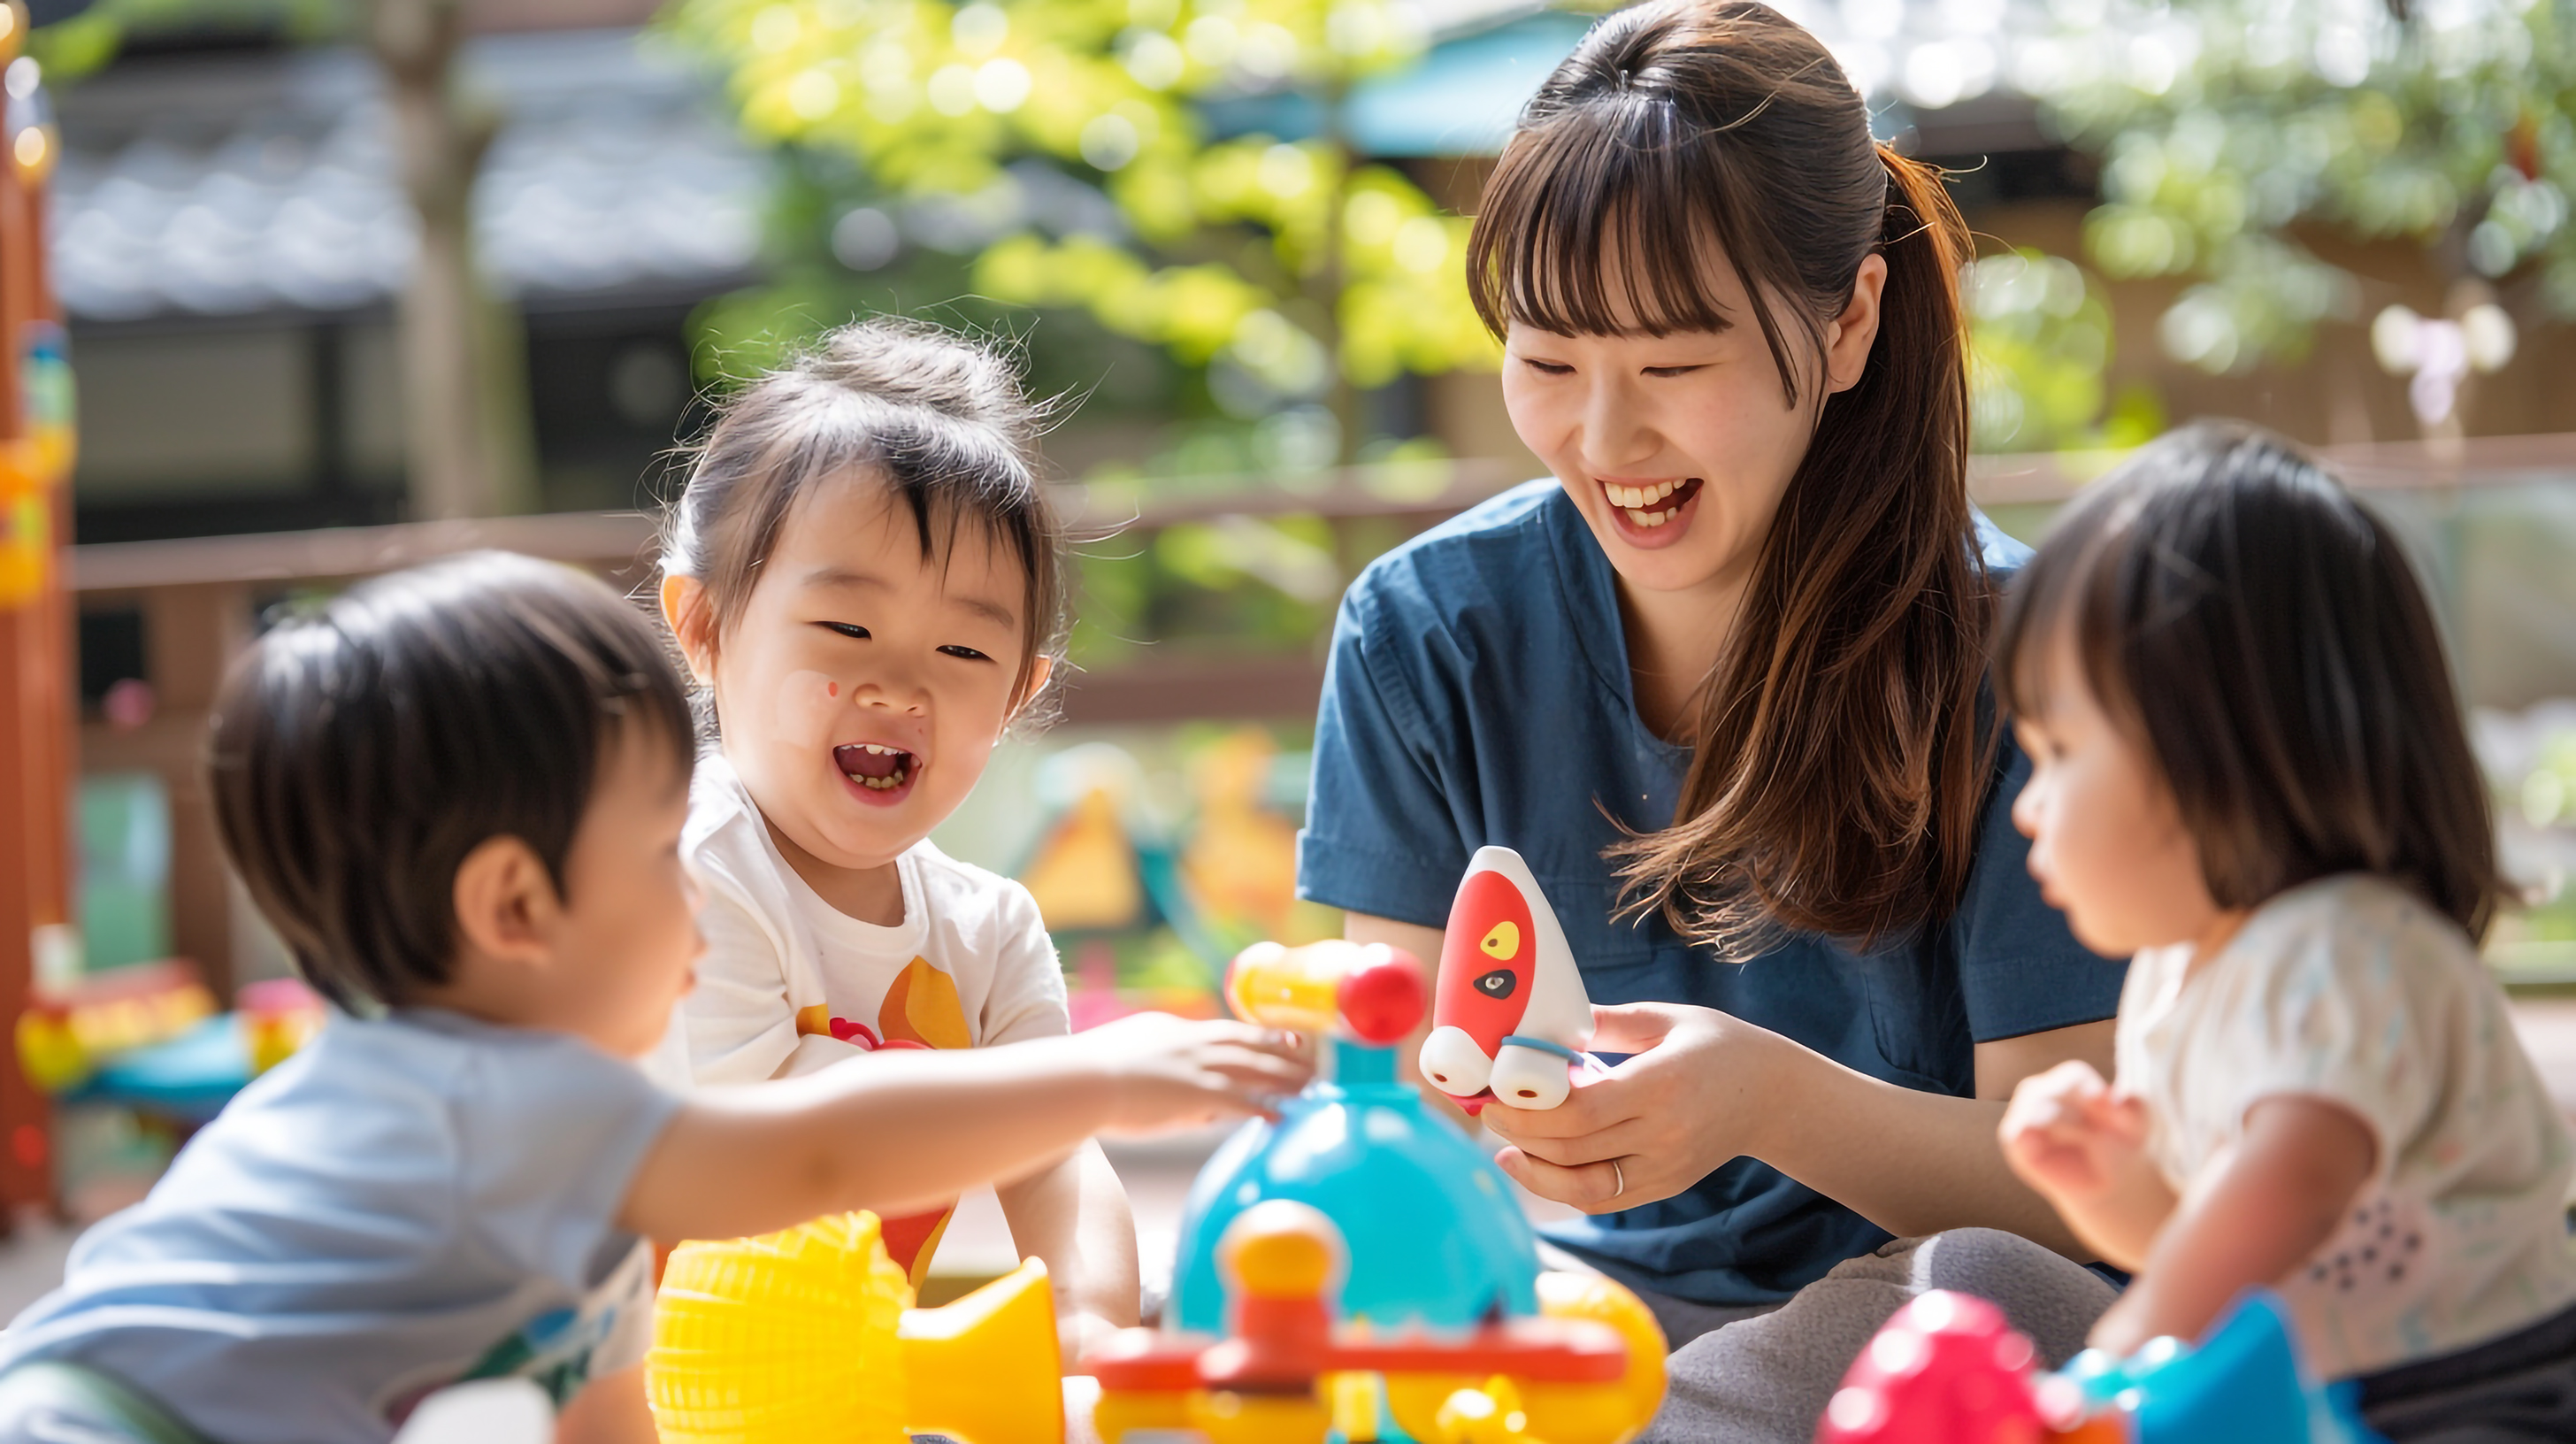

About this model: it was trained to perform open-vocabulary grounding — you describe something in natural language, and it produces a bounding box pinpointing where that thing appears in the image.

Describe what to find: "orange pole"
[0,0,73,1217]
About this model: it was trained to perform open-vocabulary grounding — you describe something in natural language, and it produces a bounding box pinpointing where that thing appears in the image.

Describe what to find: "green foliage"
[1962,246,2164,452]
[30,0,346,81]
[2020,0,2576,373]
[666,0,1499,407]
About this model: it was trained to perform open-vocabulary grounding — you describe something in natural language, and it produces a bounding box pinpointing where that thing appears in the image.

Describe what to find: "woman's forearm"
[1744,1035,2090,1256]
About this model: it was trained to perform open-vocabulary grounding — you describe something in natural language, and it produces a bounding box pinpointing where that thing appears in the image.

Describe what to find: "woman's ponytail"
[1473,0,1998,951]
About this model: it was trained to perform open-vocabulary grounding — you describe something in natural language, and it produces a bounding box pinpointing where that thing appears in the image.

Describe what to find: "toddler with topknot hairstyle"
[650,317,1147,1354]
[0,551,1305,1444]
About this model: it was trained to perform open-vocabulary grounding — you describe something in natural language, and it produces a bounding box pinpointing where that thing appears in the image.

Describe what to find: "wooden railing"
[65,435,2576,995]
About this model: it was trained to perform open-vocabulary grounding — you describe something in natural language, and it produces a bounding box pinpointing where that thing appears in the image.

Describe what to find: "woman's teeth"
[1605,478,1695,527]
[1604,480,1678,507]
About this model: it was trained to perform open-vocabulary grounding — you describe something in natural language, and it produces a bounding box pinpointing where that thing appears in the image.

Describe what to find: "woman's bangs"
[1469,105,1742,339]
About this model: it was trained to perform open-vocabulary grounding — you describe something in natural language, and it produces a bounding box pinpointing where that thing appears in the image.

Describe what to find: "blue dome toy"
[1169,941,1541,1335]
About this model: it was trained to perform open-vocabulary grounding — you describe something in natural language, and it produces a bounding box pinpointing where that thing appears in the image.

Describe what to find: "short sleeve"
[453,1036,679,1289]
[2214,910,2436,1184]
[680,856,807,1084]
[1296,582,1470,927]
[980,880,1071,1046]
[1949,729,2126,1041]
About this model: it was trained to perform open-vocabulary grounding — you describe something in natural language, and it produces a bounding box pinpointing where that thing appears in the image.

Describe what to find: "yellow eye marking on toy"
[1481,920,1520,959]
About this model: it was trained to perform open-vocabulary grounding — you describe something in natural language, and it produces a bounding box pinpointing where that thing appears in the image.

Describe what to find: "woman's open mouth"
[834,742,919,803]
[1601,476,1702,528]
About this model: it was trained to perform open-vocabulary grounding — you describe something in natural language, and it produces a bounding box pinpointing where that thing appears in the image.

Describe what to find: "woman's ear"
[662,574,717,684]
[451,834,564,975]
[1824,252,1889,395]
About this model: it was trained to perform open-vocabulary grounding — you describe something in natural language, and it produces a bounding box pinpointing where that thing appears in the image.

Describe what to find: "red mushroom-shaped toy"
[1818,1292,2054,1444]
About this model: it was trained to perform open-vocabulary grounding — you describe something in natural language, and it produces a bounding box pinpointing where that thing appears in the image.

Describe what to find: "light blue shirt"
[1,1009,678,1444]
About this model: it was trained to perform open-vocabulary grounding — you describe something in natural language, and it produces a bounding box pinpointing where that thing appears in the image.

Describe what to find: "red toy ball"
[1333,946,1428,1044]
[1818,1291,2048,1444]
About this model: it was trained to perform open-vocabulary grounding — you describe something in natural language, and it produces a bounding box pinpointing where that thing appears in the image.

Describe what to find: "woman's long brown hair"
[1466,0,1991,953]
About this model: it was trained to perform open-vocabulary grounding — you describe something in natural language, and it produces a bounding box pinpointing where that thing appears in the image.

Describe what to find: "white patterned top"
[2118,873,2576,1379]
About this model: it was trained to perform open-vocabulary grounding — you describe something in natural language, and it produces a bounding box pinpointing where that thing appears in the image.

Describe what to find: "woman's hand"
[1480,1002,1785,1213]
[1998,1061,2171,1269]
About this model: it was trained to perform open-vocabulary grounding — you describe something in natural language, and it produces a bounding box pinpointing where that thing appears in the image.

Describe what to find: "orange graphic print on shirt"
[794,959,972,1287]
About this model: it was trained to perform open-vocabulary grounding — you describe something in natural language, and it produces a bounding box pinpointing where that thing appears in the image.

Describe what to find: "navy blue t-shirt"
[1297,480,2122,1307]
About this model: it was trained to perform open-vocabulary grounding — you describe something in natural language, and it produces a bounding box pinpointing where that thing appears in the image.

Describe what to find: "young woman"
[1298,3,2123,1437]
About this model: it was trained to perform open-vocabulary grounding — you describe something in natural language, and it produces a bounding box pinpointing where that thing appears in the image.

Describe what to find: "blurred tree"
[367,0,535,518]
[1961,246,2163,452]
[666,0,1499,461]
[32,0,535,518]
[2019,0,2573,386]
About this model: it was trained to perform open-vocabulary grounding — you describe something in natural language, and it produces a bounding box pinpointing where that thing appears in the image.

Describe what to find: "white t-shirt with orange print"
[650,751,1070,1284]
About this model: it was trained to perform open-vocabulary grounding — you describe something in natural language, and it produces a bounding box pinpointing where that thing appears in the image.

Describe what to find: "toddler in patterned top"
[1993,422,2576,1442]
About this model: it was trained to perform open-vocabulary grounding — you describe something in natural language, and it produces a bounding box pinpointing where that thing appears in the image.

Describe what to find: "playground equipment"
[1818,1289,2383,1444]
[648,1210,1067,1444]
[0,0,76,1212]
[15,965,323,1124]
[1092,1200,1663,1444]
[1419,849,1598,1116]
[1172,939,1539,1336]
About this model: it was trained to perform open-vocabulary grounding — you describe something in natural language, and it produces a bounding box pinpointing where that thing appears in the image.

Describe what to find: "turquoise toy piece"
[1169,941,1541,1336]
[2068,1292,2383,1444]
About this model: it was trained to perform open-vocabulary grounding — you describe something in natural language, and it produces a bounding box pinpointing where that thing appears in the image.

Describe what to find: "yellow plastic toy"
[648,1210,1064,1444]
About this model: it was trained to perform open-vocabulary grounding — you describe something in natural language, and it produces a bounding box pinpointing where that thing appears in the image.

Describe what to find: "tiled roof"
[50,27,767,323]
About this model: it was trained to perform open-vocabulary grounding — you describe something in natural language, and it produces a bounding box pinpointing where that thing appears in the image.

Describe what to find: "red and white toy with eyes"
[1418,846,1599,1115]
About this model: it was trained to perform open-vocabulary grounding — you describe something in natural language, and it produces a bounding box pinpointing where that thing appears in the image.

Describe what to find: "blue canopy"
[1205,12,1595,157]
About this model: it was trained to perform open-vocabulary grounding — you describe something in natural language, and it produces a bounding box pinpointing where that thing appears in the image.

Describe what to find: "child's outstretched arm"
[617,1012,1307,1245]
[2087,1095,2374,1356]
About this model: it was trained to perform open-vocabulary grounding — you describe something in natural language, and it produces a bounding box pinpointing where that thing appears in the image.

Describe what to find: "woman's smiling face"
[1499,248,1886,602]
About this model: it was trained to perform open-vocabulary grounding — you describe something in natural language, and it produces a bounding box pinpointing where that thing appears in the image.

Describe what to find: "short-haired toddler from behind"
[649,317,1156,1357]
[0,552,1306,1444]
[1993,422,2576,1441]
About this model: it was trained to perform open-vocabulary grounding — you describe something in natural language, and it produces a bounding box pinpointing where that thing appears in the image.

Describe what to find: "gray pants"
[1628,1230,2119,1444]
[2359,1297,2576,1443]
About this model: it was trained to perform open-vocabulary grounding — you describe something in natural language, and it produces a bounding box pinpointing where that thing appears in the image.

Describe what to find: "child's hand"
[1999,1060,2151,1206]
[1077,1013,1312,1136]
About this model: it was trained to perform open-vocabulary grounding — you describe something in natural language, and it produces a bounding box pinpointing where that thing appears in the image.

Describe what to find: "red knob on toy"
[1335,946,1427,1044]
[1226,940,1426,1043]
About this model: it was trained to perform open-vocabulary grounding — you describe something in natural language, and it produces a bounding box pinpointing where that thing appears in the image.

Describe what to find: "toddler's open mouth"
[835,742,916,794]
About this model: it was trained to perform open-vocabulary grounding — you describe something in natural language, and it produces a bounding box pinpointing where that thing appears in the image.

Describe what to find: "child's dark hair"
[660,318,1068,718]
[1997,421,2506,939]
[208,552,695,1012]
[1468,0,1990,950]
